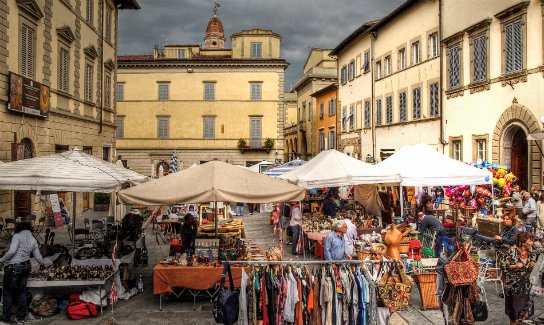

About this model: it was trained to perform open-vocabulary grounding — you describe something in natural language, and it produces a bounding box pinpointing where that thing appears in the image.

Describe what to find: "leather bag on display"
[377,260,413,311]
[212,263,239,325]
[444,245,479,286]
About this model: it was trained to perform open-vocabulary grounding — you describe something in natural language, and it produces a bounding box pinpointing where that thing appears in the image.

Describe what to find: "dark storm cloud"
[118,0,405,90]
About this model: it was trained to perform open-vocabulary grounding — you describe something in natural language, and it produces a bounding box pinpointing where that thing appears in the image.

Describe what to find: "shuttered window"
[349,105,355,130]
[251,43,262,58]
[340,66,347,85]
[158,84,169,101]
[116,83,124,101]
[86,0,94,25]
[204,82,215,101]
[58,47,69,92]
[363,51,369,72]
[203,117,215,139]
[412,41,420,64]
[505,20,522,74]
[342,108,347,131]
[104,74,111,108]
[430,83,439,117]
[412,87,421,120]
[348,60,355,80]
[447,45,461,88]
[473,35,487,82]
[157,117,169,139]
[20,23,35,79]
[376,99,382,126]
[115,117,124,138]
[399,92,407,122]
[249,118,262,148]
[105,8,112,42]
[84,63,93,102]
[328,98,335,116]
[250,83,261,100]
[318,130,325,152]
[328,129,335,150]
[319,102,324,119]
[386,96,392,124]
[364,101,370,128]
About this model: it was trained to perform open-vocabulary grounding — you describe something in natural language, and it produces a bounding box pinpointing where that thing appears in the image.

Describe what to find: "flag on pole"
[169,150,178,174]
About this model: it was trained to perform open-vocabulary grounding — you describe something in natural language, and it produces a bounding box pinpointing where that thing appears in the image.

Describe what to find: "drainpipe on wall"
[439,0,445,153]
[371,32,376,161]
[99,0,105,133]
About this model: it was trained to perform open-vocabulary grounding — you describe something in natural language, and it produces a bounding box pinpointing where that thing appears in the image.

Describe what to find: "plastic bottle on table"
[137,275,144,292]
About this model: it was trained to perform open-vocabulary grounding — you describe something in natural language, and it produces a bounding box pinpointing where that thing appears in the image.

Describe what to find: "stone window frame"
[383,51,392,77]
[375,59,382,80]
[375,96,383,127]
[495,2,529,83]
[355,54,362,77]
[203,115,216,139]
[157,81,170,101]
[348,59,356,81]
[341,106,347,132]
[410,36,421,66]
[363,50,370,73]
[249,81,262,101]
[363,99,371,129]
[443,31,464,96]
[449,136,463,161]
[340,65,347,85]
[428,79,440,117]
[385,92,393,125]
[398,88,408,123]
[328,127,336,150]
[116,82,124,102]
[427,27,439,59]
[84,60,94,103]
[411,83,422,120]
[251,42,262,58]
[318,128,325,152]
[56,26,75,94]
[472,134,489,162]
[203,81,216,101]
[467,18,491,92]
[105,5,113,44]
[157,116,170,139]
[348,103,355,130]
[115,115,124,139]
[18,15,38,80]
[86,0,94,27]
[397,43,407,71]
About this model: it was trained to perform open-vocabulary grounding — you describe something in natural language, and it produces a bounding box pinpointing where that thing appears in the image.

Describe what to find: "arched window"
[20,138,34,159]
[155,161,170,177]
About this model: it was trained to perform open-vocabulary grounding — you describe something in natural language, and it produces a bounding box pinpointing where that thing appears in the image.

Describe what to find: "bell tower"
[204,2,225,49]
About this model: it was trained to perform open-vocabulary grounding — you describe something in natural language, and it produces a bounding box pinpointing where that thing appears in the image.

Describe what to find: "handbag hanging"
[377,260,413,311]
[213,263,240,325]
[471,282,488,321]
[444,245,479,286]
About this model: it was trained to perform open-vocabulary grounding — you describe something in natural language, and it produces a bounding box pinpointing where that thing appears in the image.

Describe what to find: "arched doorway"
[15,138,35,218]
[155,161,170,178]
[503,125,528,190]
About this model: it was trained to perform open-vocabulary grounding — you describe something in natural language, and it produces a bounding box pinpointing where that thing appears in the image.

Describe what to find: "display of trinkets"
[75,247,103,260]
[301,213,332,232]
[30,265,114,281]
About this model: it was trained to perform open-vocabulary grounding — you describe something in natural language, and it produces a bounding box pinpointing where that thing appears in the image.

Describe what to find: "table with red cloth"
[303,230,331,260]
[154,264,245,310]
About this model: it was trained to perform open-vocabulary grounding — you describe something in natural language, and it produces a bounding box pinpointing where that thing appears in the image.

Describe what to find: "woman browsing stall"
[499,231,539,325]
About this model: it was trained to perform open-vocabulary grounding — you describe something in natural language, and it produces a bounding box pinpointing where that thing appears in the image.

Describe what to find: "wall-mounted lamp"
[187,68,193,73]
[365,154,375,164]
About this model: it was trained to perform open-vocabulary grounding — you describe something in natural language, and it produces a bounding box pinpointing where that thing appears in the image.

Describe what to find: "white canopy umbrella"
[377,144,492,186]
[279,149,400,188]
[0,148,148,192]
[263,159,306,177]
[0,148,149,258]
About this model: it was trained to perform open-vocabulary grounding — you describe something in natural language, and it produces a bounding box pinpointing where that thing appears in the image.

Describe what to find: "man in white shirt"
[522,191,537,232]
[343,210,358,258]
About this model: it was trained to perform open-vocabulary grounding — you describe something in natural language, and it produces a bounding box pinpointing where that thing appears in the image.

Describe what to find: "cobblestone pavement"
[8,208,542,324]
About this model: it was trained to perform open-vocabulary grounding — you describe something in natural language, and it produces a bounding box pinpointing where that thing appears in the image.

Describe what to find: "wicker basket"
[356,249,371,261]
[413,272,439,310]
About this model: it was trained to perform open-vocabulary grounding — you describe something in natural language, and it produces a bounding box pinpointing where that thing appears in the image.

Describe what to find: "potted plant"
[237,138,248,149]
[264,138,275,149]
[94,192,111,211]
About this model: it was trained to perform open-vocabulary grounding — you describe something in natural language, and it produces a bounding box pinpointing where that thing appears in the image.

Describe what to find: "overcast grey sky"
[118,0,405,91]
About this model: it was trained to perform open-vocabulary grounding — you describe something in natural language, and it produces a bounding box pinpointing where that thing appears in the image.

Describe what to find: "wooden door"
[511,128,528,190]
[14,191,31,218]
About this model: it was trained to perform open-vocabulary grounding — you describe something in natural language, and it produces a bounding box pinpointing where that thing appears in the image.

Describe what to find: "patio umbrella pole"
[300,201,305,260]
[71,191,77,264]
[399,185,404,221]
[214,201,218,237]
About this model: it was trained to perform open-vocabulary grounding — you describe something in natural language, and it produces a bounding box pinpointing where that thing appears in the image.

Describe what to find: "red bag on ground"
[66,300,98,320]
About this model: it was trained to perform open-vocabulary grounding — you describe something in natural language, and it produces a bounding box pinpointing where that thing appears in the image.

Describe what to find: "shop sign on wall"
[8,72,50,118]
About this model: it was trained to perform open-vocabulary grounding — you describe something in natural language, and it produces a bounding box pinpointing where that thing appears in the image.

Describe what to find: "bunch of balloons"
[444,185,493,211]
[469,160,518,200]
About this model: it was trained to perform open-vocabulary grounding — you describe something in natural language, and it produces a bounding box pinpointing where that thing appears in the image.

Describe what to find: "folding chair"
[478,249,504,296]
[3,218,16,239]
[33,217,46,241]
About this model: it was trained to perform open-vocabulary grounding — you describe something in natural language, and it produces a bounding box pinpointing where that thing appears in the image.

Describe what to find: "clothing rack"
[224,260,397,325]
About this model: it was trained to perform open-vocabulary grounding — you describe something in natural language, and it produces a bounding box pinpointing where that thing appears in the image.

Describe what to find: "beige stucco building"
[330,21,376,160]
[283,91,298,161]
[116,8,287,176]
[442,0,544,190]
[0,0,139,217]
[290,49,337,159]
[370,0,441,162]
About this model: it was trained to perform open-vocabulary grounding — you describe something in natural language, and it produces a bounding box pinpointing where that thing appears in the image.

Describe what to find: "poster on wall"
[49,194,64,227]
[7,72,50,118]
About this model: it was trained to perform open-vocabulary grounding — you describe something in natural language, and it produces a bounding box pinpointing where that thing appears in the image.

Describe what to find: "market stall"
[117,160,306,307]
